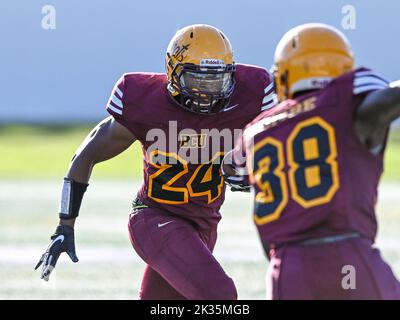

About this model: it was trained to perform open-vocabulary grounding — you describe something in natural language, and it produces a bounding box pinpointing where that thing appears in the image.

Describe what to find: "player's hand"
[221,156,251,192]
[229,184,251,192]
[35,225,78,281]
[223,176,251,192]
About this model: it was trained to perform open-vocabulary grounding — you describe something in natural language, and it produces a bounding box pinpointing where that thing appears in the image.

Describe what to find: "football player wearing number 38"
[35,24,275,299]
[224,23,400,299]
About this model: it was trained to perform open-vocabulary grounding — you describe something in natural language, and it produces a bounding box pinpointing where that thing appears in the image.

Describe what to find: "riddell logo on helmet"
[311,79,331,87]
[200,59,225,67]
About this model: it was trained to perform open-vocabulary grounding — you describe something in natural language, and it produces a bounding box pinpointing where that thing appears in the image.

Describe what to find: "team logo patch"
[172,43,191,62]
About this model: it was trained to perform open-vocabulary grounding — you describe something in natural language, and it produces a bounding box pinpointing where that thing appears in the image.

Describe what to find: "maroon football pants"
[266,237,400,299]
[128,207,237,300]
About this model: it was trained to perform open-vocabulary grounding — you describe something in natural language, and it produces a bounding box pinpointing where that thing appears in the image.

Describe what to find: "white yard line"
[0,181,398,266]
[0,245,264,265]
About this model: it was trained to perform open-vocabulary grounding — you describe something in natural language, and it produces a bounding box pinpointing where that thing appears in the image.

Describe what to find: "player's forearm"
[377,86,400,125]
[56,130,101,227]
[357,86,400,128]
[58,161,90,227]
[66,151,96,184]
[57,118,136,227]
[58,155,95,228]
[388,81,400,123]
[64,116,133,183]
[64,120,110,183]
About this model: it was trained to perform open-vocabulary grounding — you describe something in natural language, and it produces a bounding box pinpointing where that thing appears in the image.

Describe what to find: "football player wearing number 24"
[224,23,400,299]
[35,24,275,299]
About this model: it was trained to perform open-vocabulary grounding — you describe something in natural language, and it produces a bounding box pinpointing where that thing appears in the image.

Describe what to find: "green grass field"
[0,125,399,181]
[0,125,399,299]
[0,125,143,180]
[0,181,399,300]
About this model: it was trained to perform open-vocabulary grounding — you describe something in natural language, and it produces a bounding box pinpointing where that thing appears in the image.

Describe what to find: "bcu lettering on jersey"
[145,121,244,165]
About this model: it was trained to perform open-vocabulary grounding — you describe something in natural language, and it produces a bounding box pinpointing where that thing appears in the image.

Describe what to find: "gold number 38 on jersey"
[250,116,340,226]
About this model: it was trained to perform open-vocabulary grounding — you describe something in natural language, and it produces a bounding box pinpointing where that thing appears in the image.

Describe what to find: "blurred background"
[0,0,399,299]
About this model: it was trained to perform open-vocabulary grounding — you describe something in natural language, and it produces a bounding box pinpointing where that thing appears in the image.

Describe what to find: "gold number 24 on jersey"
[148,151,225,205]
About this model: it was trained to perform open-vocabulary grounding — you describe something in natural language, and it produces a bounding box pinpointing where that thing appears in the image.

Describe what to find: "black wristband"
[54,224,74,235]
[59,178,89,219]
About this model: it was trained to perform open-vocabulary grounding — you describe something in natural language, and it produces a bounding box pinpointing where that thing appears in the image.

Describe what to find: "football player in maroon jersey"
[224,23,400,299]
[35,24,275,299]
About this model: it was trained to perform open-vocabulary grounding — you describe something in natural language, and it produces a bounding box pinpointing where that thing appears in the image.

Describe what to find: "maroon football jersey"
[106,64,274,229]
[233,68,390,246]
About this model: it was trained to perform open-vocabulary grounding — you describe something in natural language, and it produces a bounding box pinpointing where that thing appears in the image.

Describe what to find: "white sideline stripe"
[0,245,264,264]
[0,246,140,265]
[115,87,123,99]
[354,85,388,95]
[107,104,122,115]
[111,94,123,108]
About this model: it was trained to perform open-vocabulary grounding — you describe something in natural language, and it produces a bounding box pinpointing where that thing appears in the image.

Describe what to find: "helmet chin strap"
[186,98,219,114]
[190,99,218,107]
[167,83,179,96]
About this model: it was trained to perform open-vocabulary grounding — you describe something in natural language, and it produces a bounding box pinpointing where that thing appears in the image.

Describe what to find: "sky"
[0,0,399,122]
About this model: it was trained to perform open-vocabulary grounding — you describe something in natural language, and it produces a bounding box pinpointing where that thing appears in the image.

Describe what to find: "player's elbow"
[378,87,400,124]
[389,86,400,108]
[385,86,400,105]
[359,87,400,127]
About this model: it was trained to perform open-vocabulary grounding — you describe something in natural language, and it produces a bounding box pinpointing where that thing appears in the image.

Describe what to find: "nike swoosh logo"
[158,221,174,228]
[51,235,65,246]
[224,104,240,111]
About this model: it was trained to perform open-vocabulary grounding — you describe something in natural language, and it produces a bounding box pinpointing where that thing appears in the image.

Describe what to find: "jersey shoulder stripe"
[106,76,125,116]
[114,87,124,100]
[261,82,277,111]
[107,103,122,115]
[353,70,389,95]
[110,94,123,109]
